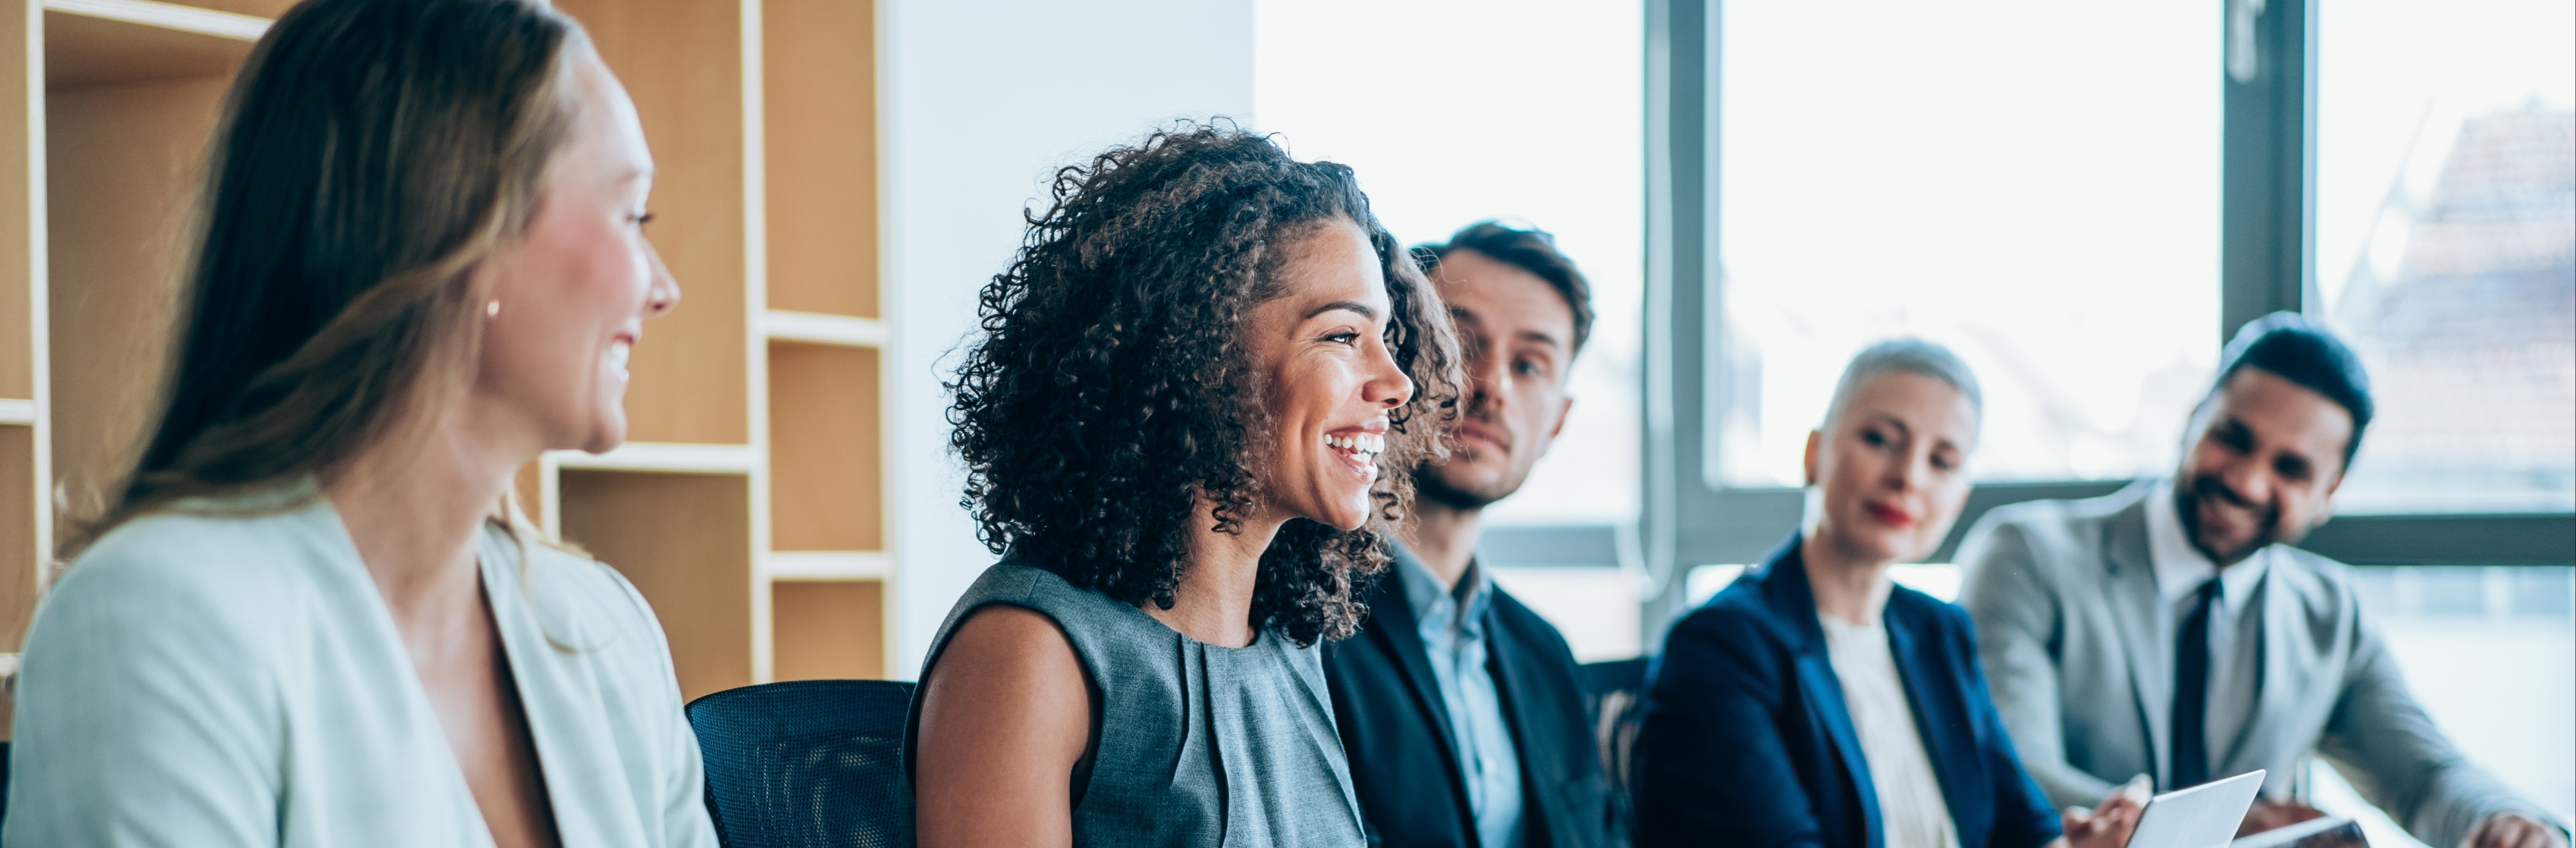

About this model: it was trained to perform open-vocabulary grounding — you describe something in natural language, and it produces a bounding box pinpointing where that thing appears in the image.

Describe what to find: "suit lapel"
[1484,605,1557,839]
[1486,617,1539,761]
[2221,555,2297,772]
[1800,655,1885,848]
[1768,545,1887,848]
[1364,572,1468,791]
[482,530,631,848]
[2101,496,2174,788]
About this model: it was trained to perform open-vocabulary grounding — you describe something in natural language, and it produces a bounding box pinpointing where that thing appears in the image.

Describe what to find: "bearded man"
[1957,313,2567,848]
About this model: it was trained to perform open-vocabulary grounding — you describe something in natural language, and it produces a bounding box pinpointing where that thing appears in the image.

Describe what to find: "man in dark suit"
[1324,221,1617,848]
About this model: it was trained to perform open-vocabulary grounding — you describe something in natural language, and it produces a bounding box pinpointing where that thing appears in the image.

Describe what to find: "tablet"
[2127,770,2267,848]
[2231,815,2365,848]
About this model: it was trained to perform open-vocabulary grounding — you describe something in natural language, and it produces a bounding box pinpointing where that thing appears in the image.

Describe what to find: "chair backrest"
[1580,657,1650,845]
[686,679,916,848]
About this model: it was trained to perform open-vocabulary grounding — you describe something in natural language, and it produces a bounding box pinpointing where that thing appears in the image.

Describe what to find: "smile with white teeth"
[606,339,632,379]
[1323,431,1385,472]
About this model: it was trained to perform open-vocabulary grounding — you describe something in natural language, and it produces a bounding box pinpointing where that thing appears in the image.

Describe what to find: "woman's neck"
[324,400,531,631]
[1799,524,1895,627]
[1148,496,1285,648]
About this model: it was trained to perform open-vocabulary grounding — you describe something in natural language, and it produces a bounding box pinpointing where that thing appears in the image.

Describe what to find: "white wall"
[881,0,1254,676]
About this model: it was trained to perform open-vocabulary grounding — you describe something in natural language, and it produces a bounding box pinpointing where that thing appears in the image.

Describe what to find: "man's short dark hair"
[1415,221,1595,354]
[2206,311,2375,469]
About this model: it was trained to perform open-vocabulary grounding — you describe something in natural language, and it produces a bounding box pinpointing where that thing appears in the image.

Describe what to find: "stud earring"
[486,301,501,318]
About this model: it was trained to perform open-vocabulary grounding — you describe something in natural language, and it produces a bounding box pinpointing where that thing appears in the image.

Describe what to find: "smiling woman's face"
[476,52,680,455]
[1245,219,1417,531]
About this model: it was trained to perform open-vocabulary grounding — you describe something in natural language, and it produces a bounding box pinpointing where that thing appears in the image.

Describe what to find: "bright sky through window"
[1254,0,1644,525]
[1714,1,2222,488]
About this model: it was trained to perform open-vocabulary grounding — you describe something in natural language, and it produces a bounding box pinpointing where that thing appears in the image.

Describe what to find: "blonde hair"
[1822,337,1984,433]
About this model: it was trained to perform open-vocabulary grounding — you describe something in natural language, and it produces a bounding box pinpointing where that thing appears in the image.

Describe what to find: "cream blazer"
[3,488,718,847]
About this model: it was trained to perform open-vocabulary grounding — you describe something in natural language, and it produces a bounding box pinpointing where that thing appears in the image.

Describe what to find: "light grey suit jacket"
[1955,482,2557,848]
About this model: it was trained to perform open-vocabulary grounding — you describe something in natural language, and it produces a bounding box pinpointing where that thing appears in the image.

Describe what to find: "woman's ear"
[1803,428,1823,488]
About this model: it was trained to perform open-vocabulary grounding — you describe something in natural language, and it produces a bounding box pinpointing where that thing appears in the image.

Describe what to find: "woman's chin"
[576,416,627,455]
[1313,493,1372,531]
[1824,529,1909,567]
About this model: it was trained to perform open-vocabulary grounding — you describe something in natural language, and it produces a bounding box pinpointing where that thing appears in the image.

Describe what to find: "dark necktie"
[2171,577,2222,790]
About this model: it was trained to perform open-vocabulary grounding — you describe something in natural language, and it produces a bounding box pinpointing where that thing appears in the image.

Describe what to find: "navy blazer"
[1323,566,1619,848]
[1634,537,2059,848]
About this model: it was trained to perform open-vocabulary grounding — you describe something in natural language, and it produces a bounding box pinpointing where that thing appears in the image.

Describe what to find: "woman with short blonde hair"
[1637,339,2141,848]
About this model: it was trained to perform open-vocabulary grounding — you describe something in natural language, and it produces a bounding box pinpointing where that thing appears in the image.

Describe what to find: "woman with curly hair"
[906,123,1458,847]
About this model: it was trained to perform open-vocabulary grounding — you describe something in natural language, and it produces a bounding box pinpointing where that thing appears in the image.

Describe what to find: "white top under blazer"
[3,484,718,847]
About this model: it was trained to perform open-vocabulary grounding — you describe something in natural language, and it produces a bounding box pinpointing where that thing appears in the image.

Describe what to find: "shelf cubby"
[0,4,28,417]
[42,1,263,87]
[767,340,880,552]
[0,425,36,729]
[770,578,884,681]
[559,469,754,701]
[44,5,249,535]
[762,0,876,319]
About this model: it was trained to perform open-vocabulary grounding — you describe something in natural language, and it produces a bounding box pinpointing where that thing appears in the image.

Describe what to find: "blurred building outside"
[2321,105,2575,514]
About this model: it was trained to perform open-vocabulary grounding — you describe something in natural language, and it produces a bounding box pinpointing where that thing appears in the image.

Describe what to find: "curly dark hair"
[947,121,1460,647]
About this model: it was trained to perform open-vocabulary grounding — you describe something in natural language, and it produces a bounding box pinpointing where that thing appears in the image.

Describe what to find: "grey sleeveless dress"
[905,560,1367,847]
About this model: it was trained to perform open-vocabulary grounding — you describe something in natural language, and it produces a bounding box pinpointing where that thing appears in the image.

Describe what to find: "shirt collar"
[1393,543,1493,630]
[2145,480,2269,610]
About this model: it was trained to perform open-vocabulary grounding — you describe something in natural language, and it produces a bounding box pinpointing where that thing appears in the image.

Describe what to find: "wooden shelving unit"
[0,0,894,725]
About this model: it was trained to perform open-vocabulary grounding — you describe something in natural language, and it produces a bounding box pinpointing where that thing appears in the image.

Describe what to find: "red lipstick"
[1864,502,1915,528]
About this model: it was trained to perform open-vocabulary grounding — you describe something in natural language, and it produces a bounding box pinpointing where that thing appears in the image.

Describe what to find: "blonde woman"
[4,0,708,845]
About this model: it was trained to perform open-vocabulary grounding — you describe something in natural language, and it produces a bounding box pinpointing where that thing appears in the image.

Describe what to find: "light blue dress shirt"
[1394,546,1525,848]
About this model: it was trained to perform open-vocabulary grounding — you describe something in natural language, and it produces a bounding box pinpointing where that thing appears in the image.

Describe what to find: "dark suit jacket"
[1634,537,2059,848]
[1323,564,1618,848]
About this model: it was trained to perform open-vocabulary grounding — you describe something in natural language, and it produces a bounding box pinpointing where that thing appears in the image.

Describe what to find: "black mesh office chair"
[686,679,916,848]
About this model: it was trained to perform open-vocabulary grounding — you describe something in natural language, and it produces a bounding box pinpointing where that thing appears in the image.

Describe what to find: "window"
[2313,0,2576,514]
[1712,1,2221,488]
[1644,2,2575,838]
[1254,0,1644,526]
[2314,566,2576,847]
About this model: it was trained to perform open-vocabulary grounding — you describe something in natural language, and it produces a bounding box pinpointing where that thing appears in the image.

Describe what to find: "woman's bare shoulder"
[928,603,1087,696]
[914,603,1093,847]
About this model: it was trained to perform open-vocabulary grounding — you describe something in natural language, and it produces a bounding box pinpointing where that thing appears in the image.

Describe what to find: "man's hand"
[2061,791,2145,848]
[2239,799,2328,837]
[2469,813,2568,848]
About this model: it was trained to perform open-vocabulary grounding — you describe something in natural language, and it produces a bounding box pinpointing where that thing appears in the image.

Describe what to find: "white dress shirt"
[5,485,718,847]
[2143,481,2270,786]
[1821,608,1963,848]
